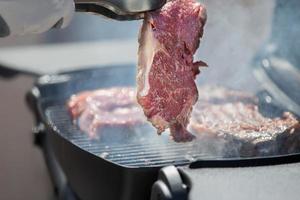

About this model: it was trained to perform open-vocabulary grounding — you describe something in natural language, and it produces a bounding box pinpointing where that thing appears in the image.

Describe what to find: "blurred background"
[0,0,275,87]
[0,0,278,199]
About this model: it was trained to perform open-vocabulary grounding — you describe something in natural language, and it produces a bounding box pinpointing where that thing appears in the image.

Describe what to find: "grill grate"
[45,105,221,167]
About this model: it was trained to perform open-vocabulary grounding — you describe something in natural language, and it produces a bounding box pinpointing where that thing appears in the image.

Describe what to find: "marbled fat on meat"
[137,0,207,142]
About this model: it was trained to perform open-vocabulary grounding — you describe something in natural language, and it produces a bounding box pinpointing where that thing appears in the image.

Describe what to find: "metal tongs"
[74,0,166,20]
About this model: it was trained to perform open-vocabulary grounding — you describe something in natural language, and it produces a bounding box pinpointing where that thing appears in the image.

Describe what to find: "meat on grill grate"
[68,87,148,139]
[191,86,300,156]
[137,0,207,142]
[67,86,300,156]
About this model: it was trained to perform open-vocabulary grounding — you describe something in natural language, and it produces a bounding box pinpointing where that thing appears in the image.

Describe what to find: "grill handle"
[151,166,188,200]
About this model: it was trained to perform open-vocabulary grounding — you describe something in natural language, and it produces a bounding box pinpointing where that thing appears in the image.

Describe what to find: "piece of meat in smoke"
[68,87,147,139]
[191,86,300,156]
[137,0,207,142]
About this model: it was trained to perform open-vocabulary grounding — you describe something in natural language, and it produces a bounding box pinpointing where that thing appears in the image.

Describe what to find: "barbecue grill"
[3,0,296,199]
[26,64,300,200]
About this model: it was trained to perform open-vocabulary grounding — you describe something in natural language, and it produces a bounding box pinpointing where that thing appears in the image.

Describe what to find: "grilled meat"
[67,86,300,156]
[191,86,300,156]
[68,87,148,139]
[137,0,207,142]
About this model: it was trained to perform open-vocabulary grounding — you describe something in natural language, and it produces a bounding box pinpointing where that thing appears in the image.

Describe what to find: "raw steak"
[137,0,207,142]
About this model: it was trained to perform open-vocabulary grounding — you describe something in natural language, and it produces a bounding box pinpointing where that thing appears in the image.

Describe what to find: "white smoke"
[195,0,275,92]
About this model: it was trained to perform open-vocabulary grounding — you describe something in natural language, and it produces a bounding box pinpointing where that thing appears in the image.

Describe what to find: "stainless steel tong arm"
[74,0,166,20]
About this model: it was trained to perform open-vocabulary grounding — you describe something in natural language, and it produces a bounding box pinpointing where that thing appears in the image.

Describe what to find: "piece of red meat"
[68,87,146,138]
[137,0,207,142]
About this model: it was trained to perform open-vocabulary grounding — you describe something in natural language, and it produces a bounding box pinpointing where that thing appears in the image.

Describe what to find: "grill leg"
[33,124,79,200]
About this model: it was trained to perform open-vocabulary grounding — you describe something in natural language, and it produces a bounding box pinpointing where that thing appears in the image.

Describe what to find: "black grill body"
[27,65,300,200]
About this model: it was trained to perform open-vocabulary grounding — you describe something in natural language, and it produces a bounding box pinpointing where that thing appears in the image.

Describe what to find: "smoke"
[195,0,275,92]
[271,0,300,68]
[69,0,300,166]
